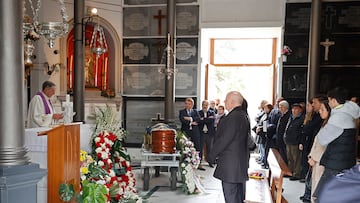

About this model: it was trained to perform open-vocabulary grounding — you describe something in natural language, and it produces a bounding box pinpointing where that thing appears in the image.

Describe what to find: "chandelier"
[23,0,69,63]
[90,24,108,57]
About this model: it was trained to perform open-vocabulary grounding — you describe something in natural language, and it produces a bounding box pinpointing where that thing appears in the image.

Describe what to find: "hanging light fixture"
[90,24,108,57]
[23,0,69,49]
[158,33,176,80]
[24,39,35,65]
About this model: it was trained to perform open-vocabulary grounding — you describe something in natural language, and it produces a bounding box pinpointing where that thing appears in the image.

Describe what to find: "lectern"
[38,123,81,203]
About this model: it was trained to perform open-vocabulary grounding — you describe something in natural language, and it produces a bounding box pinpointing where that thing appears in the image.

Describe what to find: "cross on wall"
[153,10,166,35]
[320,38,335,61]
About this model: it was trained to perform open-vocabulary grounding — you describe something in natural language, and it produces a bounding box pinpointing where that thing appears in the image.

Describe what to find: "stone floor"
[133,153,305,203]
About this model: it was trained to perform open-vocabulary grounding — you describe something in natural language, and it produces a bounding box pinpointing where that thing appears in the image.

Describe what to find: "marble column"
[307,0,322,100]
[0,0,29,166]
[73,0,85,122]
[0,1,46,203]
[164,0,176,124]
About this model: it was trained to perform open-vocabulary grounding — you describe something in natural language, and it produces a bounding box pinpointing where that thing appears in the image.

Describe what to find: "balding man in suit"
[208,91,250,203]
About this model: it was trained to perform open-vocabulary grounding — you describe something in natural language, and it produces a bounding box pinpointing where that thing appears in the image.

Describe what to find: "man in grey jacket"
[313,87,360,202]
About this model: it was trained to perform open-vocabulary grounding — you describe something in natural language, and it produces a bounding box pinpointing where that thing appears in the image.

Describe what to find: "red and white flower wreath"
[93,130,139,201]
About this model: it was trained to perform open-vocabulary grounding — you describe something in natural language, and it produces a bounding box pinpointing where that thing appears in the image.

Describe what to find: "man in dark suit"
[179,97,204,170]
[275,100,291,164]
[198,100,216,168]
[207,91,250,203]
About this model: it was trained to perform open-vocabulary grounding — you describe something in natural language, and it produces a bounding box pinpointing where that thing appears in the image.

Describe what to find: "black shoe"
[303,199,311,203]
[299,196,304,200]
[290,176,300,181]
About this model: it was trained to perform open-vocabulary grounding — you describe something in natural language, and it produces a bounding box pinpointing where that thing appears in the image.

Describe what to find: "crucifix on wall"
[320,38,335,61]
[153,10,166,35]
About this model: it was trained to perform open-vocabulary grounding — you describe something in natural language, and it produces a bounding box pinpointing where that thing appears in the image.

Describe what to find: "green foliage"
[59,183,75,202]
[86,162,108,180]
[59,181,108,203]
[81,180,108,203]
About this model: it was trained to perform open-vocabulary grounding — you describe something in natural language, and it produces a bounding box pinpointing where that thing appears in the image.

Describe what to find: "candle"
[95,55,98,87]
[66,94,70,103]
[69,55,73,89]
[104,57,108,90]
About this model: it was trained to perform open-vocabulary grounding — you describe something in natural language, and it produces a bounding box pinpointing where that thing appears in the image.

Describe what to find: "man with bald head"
[208,91,250,203]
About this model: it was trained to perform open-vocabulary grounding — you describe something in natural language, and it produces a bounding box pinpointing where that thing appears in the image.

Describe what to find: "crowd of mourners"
[252,87,360,203]
[178,87,360,203]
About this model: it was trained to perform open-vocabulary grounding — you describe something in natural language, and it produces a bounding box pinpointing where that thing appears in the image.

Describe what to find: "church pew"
[245,175,272,203]
[267,148,292,203]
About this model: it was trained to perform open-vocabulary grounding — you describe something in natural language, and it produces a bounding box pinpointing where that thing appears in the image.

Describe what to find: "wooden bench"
[267,148,292,203]
[245,148,292,203]
[245,176,272,203]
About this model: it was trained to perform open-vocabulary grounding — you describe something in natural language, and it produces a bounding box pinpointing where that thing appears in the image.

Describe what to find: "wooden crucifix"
[320,38,335,61]
[153,10,166,35]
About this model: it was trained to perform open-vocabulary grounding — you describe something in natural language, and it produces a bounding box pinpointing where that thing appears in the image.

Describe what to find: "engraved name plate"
[176,5,199,35]
[175,66,197,96]
[176,38,198,64]
[124,42,149,61]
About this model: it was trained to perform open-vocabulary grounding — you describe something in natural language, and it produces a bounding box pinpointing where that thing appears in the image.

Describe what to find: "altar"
[25,124,94,203]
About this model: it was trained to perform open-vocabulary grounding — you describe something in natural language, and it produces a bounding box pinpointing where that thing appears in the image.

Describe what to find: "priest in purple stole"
[26,81,64,128]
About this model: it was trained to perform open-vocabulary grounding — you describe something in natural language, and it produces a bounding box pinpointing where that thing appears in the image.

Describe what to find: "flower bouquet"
[282,45,292,56]
[176,131,201,194]
[59,106,141,203]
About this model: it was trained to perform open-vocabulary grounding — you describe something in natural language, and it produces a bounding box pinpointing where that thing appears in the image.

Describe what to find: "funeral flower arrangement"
[59,106,141,203]
[176,131,201,194]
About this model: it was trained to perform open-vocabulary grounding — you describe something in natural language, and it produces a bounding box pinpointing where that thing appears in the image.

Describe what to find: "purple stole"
[37,91,51,114]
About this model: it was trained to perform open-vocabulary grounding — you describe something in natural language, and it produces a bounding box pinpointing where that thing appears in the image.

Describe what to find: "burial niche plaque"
[176,38,198,64]
[123,7,149,36]
[176,5,199,36]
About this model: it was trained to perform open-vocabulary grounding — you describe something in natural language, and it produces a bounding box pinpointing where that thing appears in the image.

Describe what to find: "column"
[164,0,176,124]
[0,0,29,166]
[307,0,322,100]
[0,1,46,203]
[73,0,85,122]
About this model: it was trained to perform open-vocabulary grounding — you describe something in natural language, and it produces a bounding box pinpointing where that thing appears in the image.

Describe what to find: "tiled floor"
[133,153,305,203]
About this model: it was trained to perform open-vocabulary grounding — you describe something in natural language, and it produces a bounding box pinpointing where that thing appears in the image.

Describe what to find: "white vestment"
[27,92,54,128]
